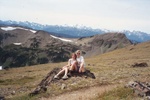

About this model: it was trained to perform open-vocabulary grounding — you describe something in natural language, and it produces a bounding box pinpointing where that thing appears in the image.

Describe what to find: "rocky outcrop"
[29,68,95,96]
[131,62,148,68]
[126,81,150,99]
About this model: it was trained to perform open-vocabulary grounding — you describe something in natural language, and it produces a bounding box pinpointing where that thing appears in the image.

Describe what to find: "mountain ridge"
[0,20,150,42]
[0,26,132,68]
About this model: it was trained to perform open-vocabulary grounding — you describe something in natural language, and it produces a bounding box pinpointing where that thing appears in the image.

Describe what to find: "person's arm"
[68,59,71,66]
[62,59,70,69]
[81,56,85,64]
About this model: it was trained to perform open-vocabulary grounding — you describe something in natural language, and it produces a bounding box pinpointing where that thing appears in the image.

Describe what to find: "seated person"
[54,53,77,79]
[76,50,86,73]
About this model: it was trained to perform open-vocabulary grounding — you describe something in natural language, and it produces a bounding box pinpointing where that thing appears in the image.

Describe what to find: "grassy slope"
[0,41,150,100]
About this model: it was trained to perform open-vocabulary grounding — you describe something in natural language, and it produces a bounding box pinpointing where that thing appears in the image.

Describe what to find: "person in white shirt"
[76,50,85,73]
[54,53,77,79]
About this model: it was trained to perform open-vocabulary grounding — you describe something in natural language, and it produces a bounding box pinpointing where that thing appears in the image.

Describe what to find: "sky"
[0,0,150,33]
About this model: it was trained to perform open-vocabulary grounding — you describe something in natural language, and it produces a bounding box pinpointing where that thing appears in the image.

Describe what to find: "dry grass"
[44,85,118,100]
[0,41,150,100]
[93,86,135,100]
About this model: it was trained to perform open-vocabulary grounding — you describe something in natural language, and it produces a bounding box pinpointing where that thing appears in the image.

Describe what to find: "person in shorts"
[54,53,77,79]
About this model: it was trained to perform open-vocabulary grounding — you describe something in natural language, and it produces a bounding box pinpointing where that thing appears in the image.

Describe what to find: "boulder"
[131,62,148,67]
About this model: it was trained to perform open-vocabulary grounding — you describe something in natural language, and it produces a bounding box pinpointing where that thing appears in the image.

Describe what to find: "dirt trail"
[41,85,118,100]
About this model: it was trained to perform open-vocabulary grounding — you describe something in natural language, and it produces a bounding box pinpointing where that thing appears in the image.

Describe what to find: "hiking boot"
[54,75,59,79]
[82,72,86,75]
[67,71,72,77]
[62,75,68,80]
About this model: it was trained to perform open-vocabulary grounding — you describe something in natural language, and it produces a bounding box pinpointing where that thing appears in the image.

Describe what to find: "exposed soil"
[41,85,118,100]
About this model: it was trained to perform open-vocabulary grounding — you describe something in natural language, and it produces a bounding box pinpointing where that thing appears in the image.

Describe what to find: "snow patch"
[13,43,22,45]
[128,33,131,36]
[1,26,36,33]
[50,35,73,42]
[1,27,16,31]
[29,30,36,33]
[0,66,2,70]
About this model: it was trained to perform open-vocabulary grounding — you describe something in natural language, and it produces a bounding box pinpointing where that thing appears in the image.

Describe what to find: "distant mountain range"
[0,20,150,42]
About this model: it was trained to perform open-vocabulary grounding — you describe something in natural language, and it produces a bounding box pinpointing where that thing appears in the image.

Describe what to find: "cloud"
[0,0,150,33]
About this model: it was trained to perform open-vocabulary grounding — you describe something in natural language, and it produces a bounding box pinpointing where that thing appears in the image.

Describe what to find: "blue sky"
[0,0,150,33]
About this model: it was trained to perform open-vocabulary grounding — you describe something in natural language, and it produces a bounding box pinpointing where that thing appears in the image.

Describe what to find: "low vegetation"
[93,86,135,100]
[0,41,150,100]
[0,43,78,68]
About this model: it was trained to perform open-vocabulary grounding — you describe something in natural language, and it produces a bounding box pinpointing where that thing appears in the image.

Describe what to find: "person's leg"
[64,67,68,77]
[62,67,69,79]
[62,65,68,69]
[68,62,77,76]
[79,63,85,73]
[54,69,65,79]
[57,65,69,76]
[69,62,77,71]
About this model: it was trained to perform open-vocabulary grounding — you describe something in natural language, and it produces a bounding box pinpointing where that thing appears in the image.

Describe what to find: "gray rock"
[0,96,5,100]
[61,84,66,90]
[11,91,15,95]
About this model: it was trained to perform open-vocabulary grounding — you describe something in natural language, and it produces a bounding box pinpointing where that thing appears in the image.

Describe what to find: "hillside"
[0,26,71,48]
[0,26,132,68]
[0,41,149,100]
[0,26,80,68]
[75,33,132,57]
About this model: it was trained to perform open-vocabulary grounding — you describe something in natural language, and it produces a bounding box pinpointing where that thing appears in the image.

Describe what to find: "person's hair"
[75,50,81,55]
[72,53,77,59]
